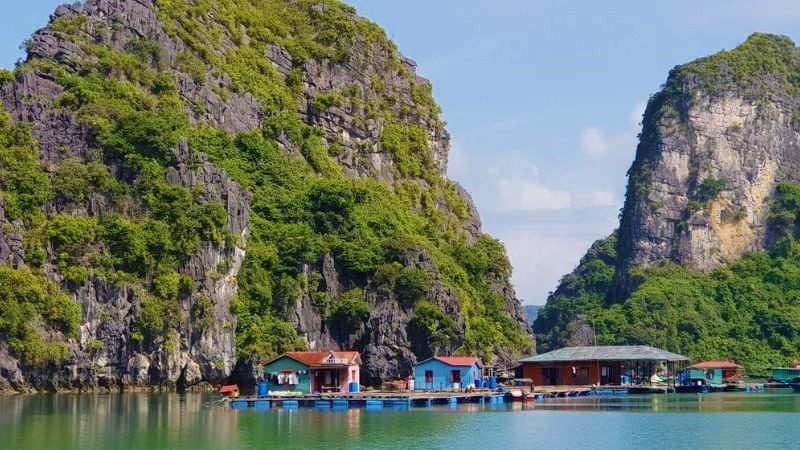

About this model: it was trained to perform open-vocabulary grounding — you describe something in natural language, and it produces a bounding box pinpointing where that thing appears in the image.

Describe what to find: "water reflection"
[1,392,800,449]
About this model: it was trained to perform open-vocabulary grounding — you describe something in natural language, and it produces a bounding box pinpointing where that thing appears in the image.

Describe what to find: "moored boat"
[675,379,709,394]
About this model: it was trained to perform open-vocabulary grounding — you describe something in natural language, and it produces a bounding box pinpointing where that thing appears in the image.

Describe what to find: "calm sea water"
[1,392,799,449]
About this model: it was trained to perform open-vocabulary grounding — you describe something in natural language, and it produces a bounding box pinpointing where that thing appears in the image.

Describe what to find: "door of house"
[574,367,591,385]
[315,370,341,392]
[542,368,559,385]
[451,370,461,386]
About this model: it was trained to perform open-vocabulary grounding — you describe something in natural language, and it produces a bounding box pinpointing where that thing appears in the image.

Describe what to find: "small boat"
[788,378,800,393]
[712,383,745,393]
[510,389,524,401]
[675,379,709,394]
[524,393,536,402]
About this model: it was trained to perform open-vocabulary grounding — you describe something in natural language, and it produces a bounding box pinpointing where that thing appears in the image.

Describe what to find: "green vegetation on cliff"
[536,184,800,375]
[0,0,530,368]
[670,33,800,95]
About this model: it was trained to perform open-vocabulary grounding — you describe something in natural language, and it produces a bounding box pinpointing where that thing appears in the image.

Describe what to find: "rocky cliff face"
[535,34,800,355]
[0,0,530,392]
[615,33,800,294]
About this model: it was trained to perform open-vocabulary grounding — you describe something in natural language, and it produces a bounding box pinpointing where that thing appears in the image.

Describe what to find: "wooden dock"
[228,390,507,409]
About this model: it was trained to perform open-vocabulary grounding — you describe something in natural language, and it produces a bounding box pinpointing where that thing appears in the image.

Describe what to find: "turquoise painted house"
[413,356,481,390]
[682,361,743,386]
[264,351,361,394]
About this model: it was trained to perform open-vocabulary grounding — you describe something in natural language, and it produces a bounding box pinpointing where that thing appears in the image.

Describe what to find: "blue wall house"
[413,356,481,390]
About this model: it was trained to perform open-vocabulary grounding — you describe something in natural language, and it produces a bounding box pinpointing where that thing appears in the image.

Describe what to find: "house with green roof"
[518,346,689,386]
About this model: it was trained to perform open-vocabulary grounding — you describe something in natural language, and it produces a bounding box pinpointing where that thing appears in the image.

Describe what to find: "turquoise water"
[2,392,799,449]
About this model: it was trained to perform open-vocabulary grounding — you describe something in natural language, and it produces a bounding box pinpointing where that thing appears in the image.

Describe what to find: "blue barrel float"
[231,400,248,410]
[258,381,268,398]
[315,400,332,409]
[365,400,384,410]
[282,400,299,409]
[332,399,349,409]
[475,378,483,389]
[254,400,270,410]
[349,382,360,393]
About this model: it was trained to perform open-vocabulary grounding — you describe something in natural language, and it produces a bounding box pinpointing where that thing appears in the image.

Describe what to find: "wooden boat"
[711,383,745,393]
[675,379,709,394]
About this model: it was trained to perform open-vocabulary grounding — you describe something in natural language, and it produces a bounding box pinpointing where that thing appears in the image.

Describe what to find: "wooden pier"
[228,391,507,409]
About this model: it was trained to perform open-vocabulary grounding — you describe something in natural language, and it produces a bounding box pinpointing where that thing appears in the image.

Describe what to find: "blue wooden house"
[413,356,481,390]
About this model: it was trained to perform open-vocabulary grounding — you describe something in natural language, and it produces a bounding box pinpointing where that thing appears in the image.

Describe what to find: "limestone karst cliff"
[536,34,800,374]
[0,0,531,393]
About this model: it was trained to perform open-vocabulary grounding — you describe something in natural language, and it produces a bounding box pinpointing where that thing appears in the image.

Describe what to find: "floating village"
[218,346,800,411]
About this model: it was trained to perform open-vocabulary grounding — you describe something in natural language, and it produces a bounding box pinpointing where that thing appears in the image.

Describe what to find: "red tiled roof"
[689,361,743,370]
[281,351,361,367]
[219,385,239,393]
[433,356,480,367]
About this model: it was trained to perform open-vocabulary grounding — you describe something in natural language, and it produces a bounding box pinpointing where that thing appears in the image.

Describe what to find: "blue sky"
[3,1,800,305]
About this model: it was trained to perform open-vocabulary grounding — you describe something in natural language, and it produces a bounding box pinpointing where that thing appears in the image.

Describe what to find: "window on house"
[425,370,433,383]
[452,370,461,383]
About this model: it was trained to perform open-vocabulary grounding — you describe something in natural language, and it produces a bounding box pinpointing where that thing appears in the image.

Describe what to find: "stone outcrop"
[615,34,800,294]
[0,0,530,392]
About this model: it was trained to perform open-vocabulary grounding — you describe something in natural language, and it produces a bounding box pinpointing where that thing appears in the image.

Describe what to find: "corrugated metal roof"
[415,356,481,367]
[433,356,480,367]
[688,361,742,370]
[266,351,361,367]
[518,346,689,363]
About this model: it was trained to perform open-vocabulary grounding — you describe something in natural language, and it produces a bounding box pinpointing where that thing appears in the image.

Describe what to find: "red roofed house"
[219,384,240,397]
[683,361,744,388]
[264,351,361,394]
[413,356,481,390]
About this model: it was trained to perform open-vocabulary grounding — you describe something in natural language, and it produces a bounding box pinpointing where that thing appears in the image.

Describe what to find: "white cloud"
[630,100,647,130]
[497,177,572,211]
[580,127,609,158]
[574,191,616,207]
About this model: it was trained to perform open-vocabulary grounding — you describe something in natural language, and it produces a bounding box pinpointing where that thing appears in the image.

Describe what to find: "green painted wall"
[264,356,312,393]
[772,368,800,382]
[688,368,723,385]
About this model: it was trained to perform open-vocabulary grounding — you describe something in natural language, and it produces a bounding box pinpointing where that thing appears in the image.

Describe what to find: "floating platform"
[227,391,506,410]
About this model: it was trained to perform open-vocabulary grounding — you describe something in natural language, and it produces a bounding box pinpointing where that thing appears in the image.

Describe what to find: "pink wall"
[310,365,361,393]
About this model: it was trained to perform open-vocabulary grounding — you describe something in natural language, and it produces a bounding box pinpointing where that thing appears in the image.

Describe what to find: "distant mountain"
[524,305,542,325]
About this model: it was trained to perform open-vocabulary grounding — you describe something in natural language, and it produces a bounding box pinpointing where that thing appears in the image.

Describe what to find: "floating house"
[219,384,240,398]
[413,356,481,390]
[682,361,743,386]
[264,351,361,394]
[769,366,800,385]
[518,346,689,386]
